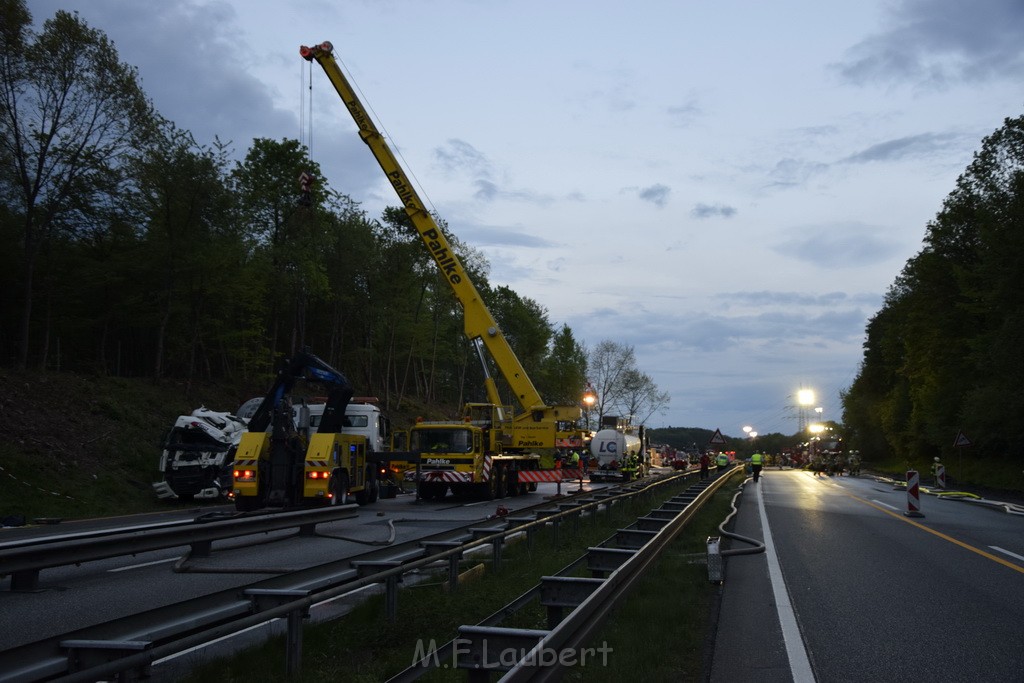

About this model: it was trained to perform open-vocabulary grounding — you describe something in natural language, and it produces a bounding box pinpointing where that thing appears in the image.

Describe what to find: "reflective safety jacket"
[751,453,763,466]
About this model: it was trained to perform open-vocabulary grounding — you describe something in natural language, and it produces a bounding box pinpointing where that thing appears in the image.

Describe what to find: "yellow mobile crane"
[301,41,584,499]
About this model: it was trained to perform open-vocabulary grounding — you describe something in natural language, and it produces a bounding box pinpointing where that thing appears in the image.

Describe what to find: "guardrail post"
[286,608,304,675]
[352,561,404,622]
[189,539,212,558]
[61,639,153,680]
[422,541,465,592]
[384,575,399,622]
[491,537,503,573]
[539,576,604,629]
[245,588,312,676]
[9,568,40,591]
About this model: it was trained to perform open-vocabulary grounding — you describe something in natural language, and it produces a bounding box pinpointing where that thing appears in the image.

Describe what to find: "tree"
[130,120,238,378]
[588,340,636,424]
[842,113,1024,466]
[619,367,671,425]
[0,1,153,367]
[538,324,588,405]
[231,138,330,361]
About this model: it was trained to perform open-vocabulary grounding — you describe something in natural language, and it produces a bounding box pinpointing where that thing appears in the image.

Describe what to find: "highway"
[711,469,1024,682]
[0,479,611,654]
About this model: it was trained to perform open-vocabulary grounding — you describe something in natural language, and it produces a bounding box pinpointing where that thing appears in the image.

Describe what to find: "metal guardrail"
[0,505,359,590]
[0,472,699,682]
[496,469,737,682]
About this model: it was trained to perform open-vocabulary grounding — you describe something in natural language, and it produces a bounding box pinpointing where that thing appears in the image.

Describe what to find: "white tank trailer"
[589,428,643,482]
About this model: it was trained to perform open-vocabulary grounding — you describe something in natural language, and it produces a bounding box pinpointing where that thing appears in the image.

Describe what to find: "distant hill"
[647,427,726,451]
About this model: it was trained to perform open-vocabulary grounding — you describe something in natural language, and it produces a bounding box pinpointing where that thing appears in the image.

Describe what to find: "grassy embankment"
[0,369,256,521]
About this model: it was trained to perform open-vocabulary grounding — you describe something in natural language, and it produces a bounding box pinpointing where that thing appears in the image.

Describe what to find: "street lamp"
[797,388,815,432]
[581,383,597,431]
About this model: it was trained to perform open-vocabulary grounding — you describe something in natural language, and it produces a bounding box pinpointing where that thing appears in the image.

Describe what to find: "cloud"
[667,94,702,128]
[766,158,829,188]
[834,0,1024,88]
[691,203,737,219]
[28,0,386,202]
[433,139,493,179]
[840,132,962,163]
[638,184,671,207]
[720,291,869,308]
[472,179,558,205]
[460,225,557,249]
[772,223,907,268]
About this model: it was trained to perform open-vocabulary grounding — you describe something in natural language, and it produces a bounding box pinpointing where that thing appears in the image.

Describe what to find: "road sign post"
[953,431,971,485]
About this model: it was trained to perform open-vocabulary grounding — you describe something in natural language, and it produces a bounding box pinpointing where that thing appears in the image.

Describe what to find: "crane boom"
[300,41,554,414]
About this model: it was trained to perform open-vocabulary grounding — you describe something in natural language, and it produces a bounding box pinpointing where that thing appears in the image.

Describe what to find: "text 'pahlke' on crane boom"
[300,41,586,501]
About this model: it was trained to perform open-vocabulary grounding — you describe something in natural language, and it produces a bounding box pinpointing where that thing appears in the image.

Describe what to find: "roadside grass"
[179,474,736,682]
[565,474,741,681]
[864,453,1024,497]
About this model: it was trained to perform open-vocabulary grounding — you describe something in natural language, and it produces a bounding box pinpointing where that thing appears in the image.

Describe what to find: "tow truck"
[301,41,586,499]
[230,348,381,511]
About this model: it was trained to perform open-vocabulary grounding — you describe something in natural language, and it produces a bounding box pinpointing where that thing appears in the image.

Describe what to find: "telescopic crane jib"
[300,41,585,499]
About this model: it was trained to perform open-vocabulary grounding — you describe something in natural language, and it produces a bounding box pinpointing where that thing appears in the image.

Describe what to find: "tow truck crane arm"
[300,41,556,417]
[246,347,355,435]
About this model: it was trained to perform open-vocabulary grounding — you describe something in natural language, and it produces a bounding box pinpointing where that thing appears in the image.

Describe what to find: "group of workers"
[697,451,765,482]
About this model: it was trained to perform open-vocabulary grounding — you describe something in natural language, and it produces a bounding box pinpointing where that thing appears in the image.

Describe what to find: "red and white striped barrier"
[904,470,925,517]
[517,469,583,483]
[418,470,472,483]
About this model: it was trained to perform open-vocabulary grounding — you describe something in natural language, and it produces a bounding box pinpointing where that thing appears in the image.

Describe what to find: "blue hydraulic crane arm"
[246,348,354,435]
[300,40,548,414]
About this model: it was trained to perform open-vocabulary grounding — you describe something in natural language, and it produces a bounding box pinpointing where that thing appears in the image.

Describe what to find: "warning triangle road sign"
[953,431,971,447]
[709,429,727,445]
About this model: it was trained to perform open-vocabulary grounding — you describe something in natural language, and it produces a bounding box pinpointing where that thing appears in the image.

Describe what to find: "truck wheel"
[368,476,380,504]
[483,472,498,500]
[506,467,519,497]
[330,471,350,506]
[495,465,507,499]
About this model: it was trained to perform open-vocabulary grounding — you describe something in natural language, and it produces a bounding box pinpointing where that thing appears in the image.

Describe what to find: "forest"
[842,114,1024,478]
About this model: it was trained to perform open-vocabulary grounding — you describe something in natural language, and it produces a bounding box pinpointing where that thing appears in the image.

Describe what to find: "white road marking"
[757,482,816,682]
[989,546,1024,563]
[871,499,900,511]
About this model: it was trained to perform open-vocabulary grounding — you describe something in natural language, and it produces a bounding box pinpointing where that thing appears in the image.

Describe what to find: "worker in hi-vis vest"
[751,451,764,482]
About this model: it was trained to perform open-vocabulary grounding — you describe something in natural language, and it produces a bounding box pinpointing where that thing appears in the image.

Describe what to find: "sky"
[27,0,1024,437]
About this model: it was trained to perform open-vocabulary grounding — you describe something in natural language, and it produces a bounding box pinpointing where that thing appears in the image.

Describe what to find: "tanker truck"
[589,422,645,482]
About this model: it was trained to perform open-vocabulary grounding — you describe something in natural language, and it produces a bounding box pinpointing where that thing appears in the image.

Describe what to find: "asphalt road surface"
[0,479,613,652]
[711,469,1024,682]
